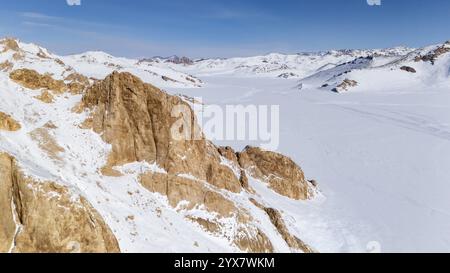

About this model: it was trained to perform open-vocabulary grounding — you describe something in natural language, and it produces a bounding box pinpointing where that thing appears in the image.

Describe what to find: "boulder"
[400,66,417,73]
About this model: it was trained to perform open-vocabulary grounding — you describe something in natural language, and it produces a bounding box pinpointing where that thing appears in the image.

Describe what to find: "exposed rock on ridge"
[82,71,241,193]
[238,146,313,200]
[79,71,317,252]
[0,153,120,253]
[0,112,21,131]
[9,69,88,95]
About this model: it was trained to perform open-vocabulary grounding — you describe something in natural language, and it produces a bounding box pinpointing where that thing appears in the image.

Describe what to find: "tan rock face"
[0,112,21,131]
[332,79,358,93]
[34,90,55,103]
[140,172,236,217]
[82,71,241,192]
[0,38,20,53]
[10,69,67,93]
[9,69,89,96]
[140,172,274,252]
[81,71,317,252]
[249,198,314,253]
[238,146,312,200]
[234,228,274,253]
[0,61,13,72]
[0,153,120,253]
[65,73,90,94]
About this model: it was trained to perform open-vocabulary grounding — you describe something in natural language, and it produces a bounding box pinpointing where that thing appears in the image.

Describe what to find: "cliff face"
[238,146,314,200]
[80,71,316,252]
[0,153,120,253]
[82,71,242,192]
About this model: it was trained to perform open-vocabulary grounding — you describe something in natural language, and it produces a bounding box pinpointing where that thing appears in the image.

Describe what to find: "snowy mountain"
[299,41,450,93]
[1,37,450,253]
[160,47,413,79]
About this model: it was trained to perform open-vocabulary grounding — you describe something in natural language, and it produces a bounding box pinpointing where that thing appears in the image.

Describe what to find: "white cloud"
[66,0,81,6]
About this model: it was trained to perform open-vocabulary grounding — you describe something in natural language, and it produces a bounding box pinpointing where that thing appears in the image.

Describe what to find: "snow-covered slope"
[299,41,450,93]
[0,38,201,89]
[162,47,413,79]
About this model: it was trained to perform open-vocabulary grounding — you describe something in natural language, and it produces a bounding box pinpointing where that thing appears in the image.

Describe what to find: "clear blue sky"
[0,0,449,58]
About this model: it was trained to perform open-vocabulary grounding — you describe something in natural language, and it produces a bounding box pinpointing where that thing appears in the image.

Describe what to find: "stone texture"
[0,61,13,72]
[34,90,55,103]
[238,146,312,200]
[0,153,120,253]
[415,43,450,65]
[81,71,241,192]
[400,66,417,73]
[332,78,358,93]
[10,69,66,93]
[0,38,20,53]
[234,227,274,253]
[0,112,21,131]
[249,198,315,253]
[80,71,317,253]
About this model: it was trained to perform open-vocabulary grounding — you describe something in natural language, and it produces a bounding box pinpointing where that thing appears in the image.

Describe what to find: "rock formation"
[0,112,21,131]
[0,38,20,53]
[238,146,313,200]
[0,153,120,253]
[400,66,417,73]
[80,71,317,252]
[332,79,358,93]
[250,198,314,253]
[415,42,450,64]
[81,71,241,192]
[10,69,89,95]
[10,69,67,93]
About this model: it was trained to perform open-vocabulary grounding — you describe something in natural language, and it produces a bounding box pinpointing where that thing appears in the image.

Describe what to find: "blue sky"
[0,0,449,58]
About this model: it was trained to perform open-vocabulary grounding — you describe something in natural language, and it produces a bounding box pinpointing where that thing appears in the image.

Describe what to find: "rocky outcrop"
[34,90,54,103]
[80,71,317,253]
[81,71,241,192]
[9,69,88,95]
[10,69,66,93]
[238,146,312,200]
[140,173,236,217]
[278,72,298,79]
[250,198,314,253]
[0,112,21,131]
[64,72,90,94]
[81,72,316,201]
[0,61,13,72]
[0,38,20,53]
[0,153,120,253]
[400,66,417,73]
[332,79,358,93]
[415,43,450,65]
